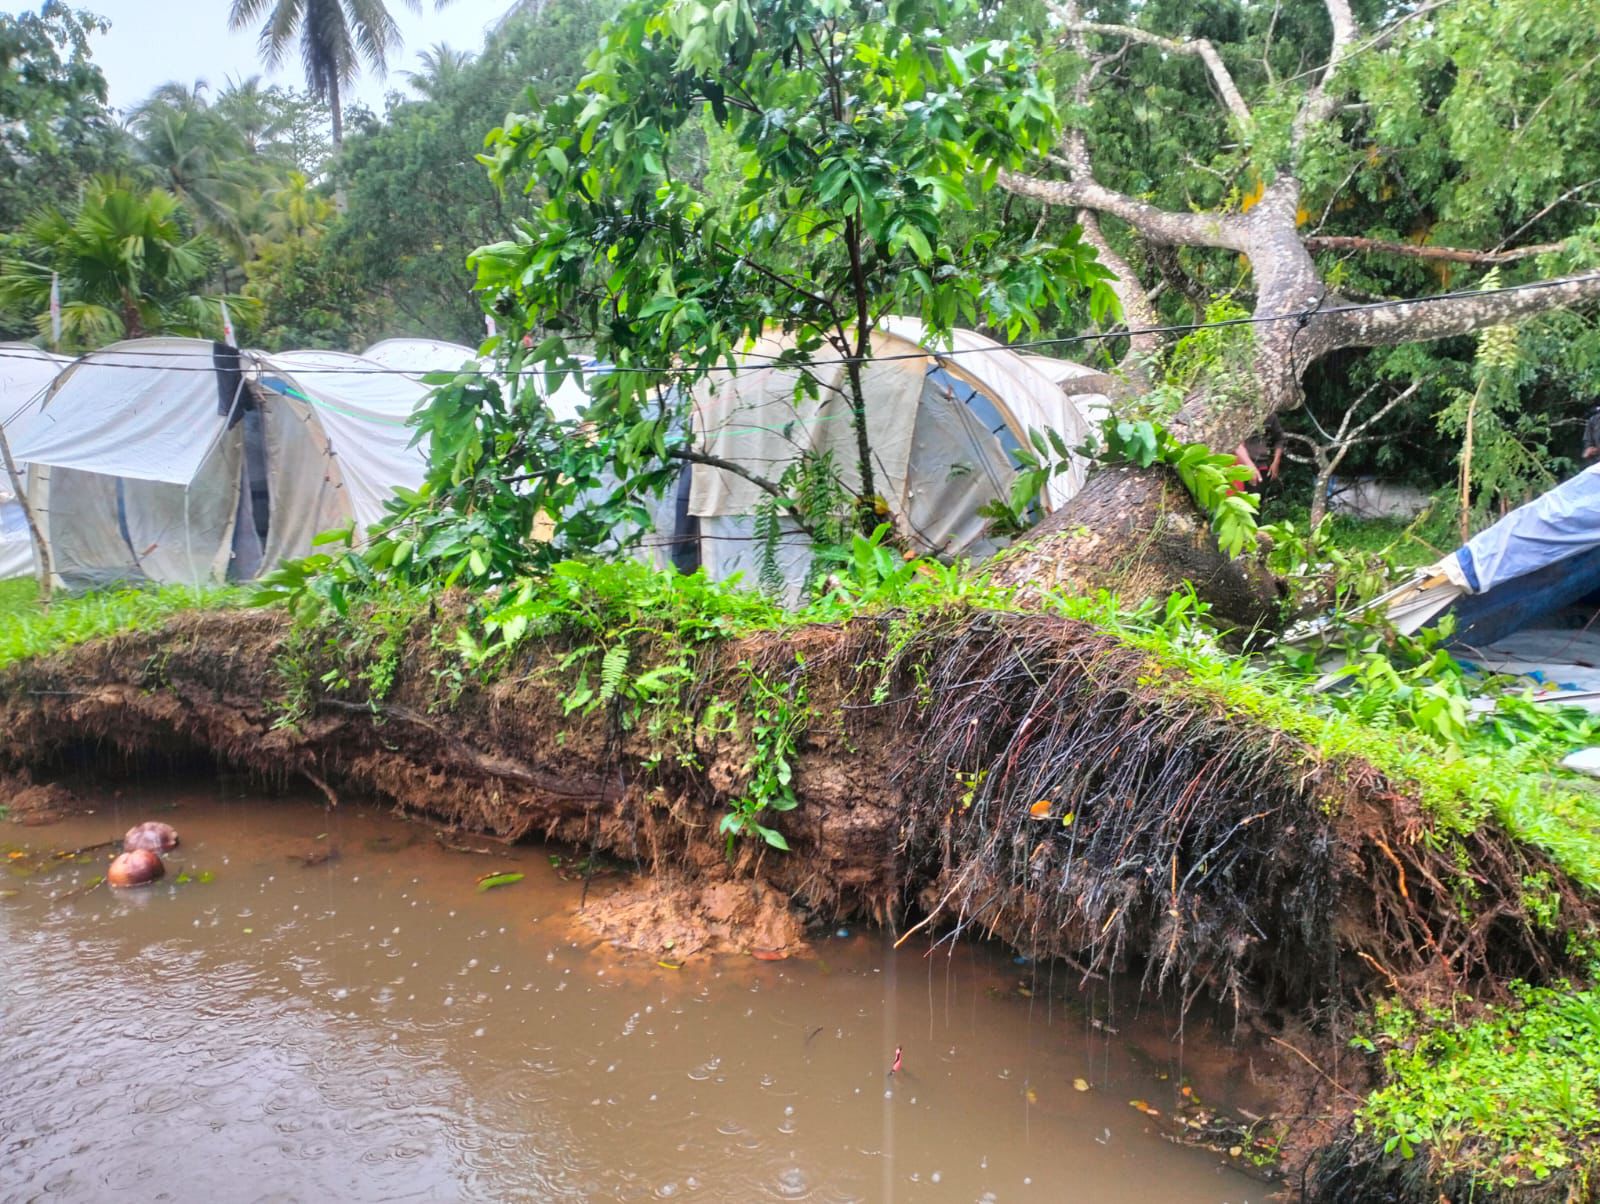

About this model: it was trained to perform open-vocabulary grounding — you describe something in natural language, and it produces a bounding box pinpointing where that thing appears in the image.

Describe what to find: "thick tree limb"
[998,167,1250,252]
[1304,235,1565,265]
[1319,271,1600,351]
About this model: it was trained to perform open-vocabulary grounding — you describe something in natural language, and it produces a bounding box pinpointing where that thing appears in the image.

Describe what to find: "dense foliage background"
[3,0,1599,523]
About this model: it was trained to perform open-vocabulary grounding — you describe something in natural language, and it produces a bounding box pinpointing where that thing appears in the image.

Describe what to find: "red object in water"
[890,1046,903,1075]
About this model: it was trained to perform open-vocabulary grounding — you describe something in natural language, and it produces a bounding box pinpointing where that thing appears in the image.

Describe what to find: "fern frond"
[599,643,630,704]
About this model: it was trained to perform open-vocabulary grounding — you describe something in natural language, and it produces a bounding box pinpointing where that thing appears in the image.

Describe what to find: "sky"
[66,0,515,115]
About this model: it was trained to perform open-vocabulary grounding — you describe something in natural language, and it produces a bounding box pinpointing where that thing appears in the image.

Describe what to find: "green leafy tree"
[475,0,1113,534]
[328,0,617,342]
[129,81,259,257]
[982,0,1600,610]
[0,3,127,240]
[0,175,246,348]
[244,171,382,347]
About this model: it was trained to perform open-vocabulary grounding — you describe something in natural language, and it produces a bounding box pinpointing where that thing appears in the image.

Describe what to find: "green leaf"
[476,871,526,892]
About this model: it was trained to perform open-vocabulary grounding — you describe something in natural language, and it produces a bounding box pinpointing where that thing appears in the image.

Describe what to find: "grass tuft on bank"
[0,578,244,671]
[1354,981,1600,1191]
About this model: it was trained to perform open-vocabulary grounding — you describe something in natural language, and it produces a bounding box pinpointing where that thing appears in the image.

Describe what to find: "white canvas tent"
[687,317,1094,602]
[1019,351,1117,429]
[361,337,593,418]
[0,343,70,580]
[362,337,487,380]
[11,338,433,590]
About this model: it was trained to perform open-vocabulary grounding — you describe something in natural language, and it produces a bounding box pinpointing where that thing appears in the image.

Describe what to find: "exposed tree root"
[0,606,1592,1199]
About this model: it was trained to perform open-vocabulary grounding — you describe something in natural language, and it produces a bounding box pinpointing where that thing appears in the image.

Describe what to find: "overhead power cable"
[0,272,1594,380]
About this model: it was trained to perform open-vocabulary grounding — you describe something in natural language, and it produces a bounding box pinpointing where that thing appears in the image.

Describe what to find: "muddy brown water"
[2,782,1264,1202]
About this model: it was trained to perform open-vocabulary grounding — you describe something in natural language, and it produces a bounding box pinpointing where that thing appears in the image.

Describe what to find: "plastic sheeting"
[10,339,437,588]
[1454,463,1600,592]
[361,338,486,378]
[0,501,34,579]
[0,342,67,580]
[689,320,1091,599]
[1017,351,1115,429]
[15,340,245,589]
[13,340,237,485]
[256,350,432,533]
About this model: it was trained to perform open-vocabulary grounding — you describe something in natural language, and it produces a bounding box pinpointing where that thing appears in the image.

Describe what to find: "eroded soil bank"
[1,606,1592,1197]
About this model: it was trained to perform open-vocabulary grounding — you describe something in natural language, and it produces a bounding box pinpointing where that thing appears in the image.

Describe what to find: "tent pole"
[0,420,50,605]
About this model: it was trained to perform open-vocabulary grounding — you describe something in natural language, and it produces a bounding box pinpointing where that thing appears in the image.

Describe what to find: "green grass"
[1132,627,1600,892]
[1357,982,1600,1189]
[0,578,244,670]
[1260,497,1461,572]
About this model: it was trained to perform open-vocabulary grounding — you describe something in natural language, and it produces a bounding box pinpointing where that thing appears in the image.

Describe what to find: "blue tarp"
[1456,464,1600,592]
[1444,464,1600,646]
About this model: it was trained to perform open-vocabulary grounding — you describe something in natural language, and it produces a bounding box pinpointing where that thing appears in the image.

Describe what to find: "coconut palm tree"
[215,74,291,157]
[227,0,446,150]
[128,84,256,257]
[404,42,471,99]
[0,175,246,348]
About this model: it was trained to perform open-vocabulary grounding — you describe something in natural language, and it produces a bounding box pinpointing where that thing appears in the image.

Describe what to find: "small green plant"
[721,659,807,856]
[1356,981,1600,1187]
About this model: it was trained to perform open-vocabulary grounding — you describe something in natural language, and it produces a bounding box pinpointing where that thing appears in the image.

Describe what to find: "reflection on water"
[0,782,1261,1202]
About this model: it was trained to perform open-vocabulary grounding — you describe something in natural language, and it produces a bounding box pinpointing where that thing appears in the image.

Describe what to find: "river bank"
[3,596,1595,1197]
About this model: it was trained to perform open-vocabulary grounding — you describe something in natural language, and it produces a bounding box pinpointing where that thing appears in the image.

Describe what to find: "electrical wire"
[0,270,1593,380]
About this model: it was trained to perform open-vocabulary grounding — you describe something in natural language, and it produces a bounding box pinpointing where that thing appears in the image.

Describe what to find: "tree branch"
[1319,271,1600,351]
[1293,0,1358,147]
[1303,235,1565,265]
[1075,210,1160,385]
[1008,0,1253,255]
[666,446,822,541]
[1494,179,1600,253]
[997,166,1249,251]
[1053,14,1253,132]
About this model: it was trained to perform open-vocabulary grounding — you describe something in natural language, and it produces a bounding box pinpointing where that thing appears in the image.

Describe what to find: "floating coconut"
[108,849,165,888]
[123,821,179,853]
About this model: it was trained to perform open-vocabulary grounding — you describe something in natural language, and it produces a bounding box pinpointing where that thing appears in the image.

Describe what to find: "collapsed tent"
[686,317,1093,602]
[1330,464,1600,708]
[0,343,70,580]
[12,338,432,590]
[1378,464,1600,645]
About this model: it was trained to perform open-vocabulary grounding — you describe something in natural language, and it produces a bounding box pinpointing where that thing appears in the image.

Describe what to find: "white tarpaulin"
[0,342,68,580]
[362,338,486,378]
[0,501,33,579]
[16,339,245,589]
[12,339,238,485]
[1019,351,1116,429]
[258,350,432,532]
[360,336,594,419]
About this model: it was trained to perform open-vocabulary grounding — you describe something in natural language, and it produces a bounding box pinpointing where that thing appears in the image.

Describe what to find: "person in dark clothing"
[1583,405,1600,460]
